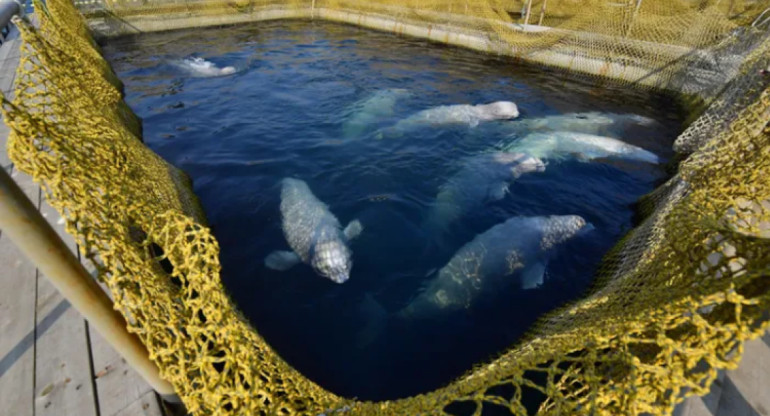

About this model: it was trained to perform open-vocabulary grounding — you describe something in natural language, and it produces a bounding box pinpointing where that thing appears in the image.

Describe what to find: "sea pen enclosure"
[3,0,769,415]
[103,20,682,400]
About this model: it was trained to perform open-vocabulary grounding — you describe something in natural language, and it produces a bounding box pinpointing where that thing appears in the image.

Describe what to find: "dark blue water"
[104,20,684,400]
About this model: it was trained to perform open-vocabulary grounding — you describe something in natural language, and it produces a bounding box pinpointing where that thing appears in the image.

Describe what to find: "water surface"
[104,20,684,400]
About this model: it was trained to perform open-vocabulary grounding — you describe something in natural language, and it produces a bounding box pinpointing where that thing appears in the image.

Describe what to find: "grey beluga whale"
[423,152,546,233]
[403,214,592,320]
[356,214,591,346]
[265,178,363,284]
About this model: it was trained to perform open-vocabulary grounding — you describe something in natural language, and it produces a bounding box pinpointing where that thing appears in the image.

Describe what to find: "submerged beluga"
[502,112,658,137]
[379,101,520,138]
[356,214,591,346]
[403,215,591,320]
[342,88,411,138]
[504,131,661,164]
[424,152,546,232]
[265,178,363,283]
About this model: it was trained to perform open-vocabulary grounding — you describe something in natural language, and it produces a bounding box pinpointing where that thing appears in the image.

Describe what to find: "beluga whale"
[342,88,411,138]
[356,214,591,346]
[501,112,658,138]
[265,178,363,284]
[404,215,592,320]
[424,152,546,233]
[504,131,661,164]
[176,57,236,77]
[379,101,520,138]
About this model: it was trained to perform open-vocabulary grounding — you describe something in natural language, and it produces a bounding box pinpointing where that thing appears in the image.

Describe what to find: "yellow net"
[3,0,769,414]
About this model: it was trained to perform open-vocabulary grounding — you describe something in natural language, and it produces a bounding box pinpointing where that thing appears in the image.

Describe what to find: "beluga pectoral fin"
[265,250,302,271]
[343,219,364,241]
[487,182,509,201]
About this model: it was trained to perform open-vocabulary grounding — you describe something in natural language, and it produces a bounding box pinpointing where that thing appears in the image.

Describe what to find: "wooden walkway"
[0,24,167,416]
[0,17,767,416]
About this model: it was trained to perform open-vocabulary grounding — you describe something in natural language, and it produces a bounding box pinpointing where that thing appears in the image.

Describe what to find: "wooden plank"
[0,25,20,64]
[113,390,165,416]
[89,313,165,416]
[715,338,770,416]
[0,169,37,416]
[33,198,99,416]
[77,206,164,415]
[0,26,35,411]
[675,370,726,416]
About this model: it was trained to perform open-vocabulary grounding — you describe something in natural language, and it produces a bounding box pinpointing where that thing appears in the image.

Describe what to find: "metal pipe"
[523,0,533,25]
[0,1,20,30]
[624,0,643,38]
[537,0,546,26]
[0,168,176,396]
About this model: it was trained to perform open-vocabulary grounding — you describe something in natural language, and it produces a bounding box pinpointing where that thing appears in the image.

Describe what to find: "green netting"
[2,0,769,414]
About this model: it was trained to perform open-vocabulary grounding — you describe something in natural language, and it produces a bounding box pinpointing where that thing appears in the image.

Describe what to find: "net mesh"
[2,0,769,415]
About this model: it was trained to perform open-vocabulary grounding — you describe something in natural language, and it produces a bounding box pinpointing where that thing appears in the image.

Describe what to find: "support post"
[624,0,642,37]
[537,0,546,25]
[0,168,176,396]
[523,0,533,25]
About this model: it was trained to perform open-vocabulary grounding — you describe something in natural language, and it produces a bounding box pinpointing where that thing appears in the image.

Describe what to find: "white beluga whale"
[403,215,591,320]
[503,131,660,164]
[176,57,236,77]
[499,112,658,138]
[265,178,363,284]
[424,152,545,233]
[379,101,519,138]
[342,88,411,138]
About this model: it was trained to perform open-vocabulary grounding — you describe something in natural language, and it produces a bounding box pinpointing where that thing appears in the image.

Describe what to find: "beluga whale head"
[477,101,520,120]
[310,231,353,284]
[540,215,593,250]
[492,152,546,178]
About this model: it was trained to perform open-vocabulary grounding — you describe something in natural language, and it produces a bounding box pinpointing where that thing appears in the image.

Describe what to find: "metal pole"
[523,0,533,25]
[0,168,176,396]
[625,0,642,37]
[537,0,546,25]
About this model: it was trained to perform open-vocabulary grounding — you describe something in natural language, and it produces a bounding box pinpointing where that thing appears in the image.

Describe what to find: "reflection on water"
[104,20,685,400]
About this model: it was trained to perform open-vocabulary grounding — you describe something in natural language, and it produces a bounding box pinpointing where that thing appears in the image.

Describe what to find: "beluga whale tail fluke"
[264,178,363,284]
